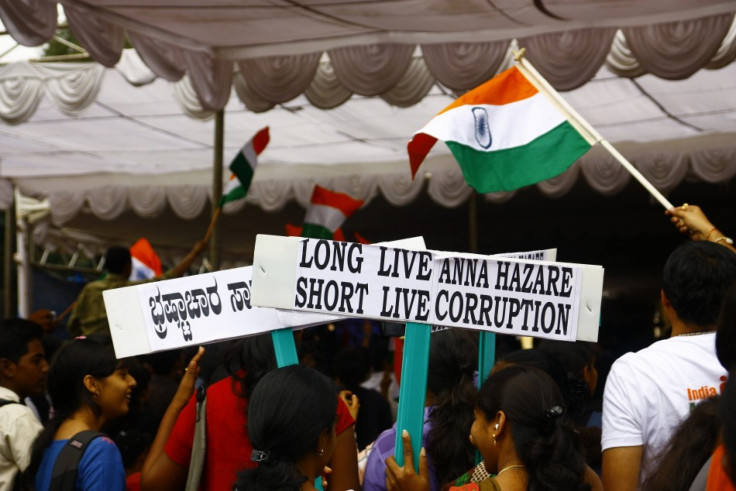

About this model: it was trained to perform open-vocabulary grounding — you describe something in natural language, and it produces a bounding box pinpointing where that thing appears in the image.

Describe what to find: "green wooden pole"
[476,331,496,464]
[478,331,496,387]
[272,328,299,367]
[394,322,431,469]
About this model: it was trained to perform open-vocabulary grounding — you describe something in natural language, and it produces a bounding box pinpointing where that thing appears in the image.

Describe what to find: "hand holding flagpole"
[513,49,674,210]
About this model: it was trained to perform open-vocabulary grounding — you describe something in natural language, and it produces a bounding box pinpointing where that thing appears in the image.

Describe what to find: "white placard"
[104,266,337,358]
[104,236,428,358]
[496,248,556,262]
[252,236,603,342]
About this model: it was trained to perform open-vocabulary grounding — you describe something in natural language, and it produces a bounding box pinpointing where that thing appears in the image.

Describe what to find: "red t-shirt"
[164,374,354,490]
[125,472,141,491]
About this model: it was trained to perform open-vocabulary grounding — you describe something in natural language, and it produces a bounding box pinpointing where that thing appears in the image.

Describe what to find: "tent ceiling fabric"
[2,55,736,223]
[1,2,736,110]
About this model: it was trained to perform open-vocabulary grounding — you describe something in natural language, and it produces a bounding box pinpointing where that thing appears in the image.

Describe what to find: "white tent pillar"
[14,188,31,317]
[210,109,224,270]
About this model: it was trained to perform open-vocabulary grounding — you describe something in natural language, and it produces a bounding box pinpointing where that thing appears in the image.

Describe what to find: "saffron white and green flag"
[408,66,596,193]
[301,186,364,239]
[219,126,270,206]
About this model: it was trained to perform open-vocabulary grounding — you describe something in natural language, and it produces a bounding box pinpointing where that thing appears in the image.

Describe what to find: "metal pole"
[3,206,14,317]
[15,213,31,318]
[468,192,478,253]
[210,109,224,270]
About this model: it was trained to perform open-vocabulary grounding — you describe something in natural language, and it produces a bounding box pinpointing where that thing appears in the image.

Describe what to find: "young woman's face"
[96,367,136,419]
[469,408,497,471]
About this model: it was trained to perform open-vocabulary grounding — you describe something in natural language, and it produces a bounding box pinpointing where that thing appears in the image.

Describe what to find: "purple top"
[363,407,440,491]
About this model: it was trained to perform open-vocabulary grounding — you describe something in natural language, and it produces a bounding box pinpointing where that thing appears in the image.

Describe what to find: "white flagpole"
[513,49,675,210]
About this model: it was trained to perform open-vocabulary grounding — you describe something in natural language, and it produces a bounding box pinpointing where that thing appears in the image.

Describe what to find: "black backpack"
[48,430,105,491]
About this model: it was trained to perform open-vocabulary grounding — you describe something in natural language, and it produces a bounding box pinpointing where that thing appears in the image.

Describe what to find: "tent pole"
[210,109,224,270]
[468,192,478,253]
[3,205,15,317]
[15,196,31,317]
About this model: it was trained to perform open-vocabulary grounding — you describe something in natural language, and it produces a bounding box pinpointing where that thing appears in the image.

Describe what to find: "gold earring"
[492,434,496,445]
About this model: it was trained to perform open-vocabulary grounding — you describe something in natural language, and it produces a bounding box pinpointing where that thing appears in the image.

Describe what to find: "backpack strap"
[0,399,19,408]
[49,430,105,491]
[185,384,207,491]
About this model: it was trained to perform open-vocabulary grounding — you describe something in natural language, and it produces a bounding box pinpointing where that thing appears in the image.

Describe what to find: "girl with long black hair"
[233,364,340,491]
[385,365,601,491]
[27,335,137,490]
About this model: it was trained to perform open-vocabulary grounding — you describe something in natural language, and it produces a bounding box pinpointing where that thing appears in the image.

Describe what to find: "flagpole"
[210,109,224,270]
[204,207,221,244]
[513,50,674,210]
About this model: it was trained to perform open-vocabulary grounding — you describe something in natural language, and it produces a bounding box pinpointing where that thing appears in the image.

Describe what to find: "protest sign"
[251,236,602,342]
[103,237,427,358]
[103,266,338,358]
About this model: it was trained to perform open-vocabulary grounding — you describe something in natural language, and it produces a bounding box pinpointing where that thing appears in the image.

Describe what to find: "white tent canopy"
[2,1,736,110]
[2,49,736,226]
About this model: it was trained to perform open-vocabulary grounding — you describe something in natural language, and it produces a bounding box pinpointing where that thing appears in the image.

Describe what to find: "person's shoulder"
[0,397,40,421]
[636,334,716,362]
[207,375,239,400]
[80,435,123,466]
[86,435,120,453]
[370,425,398,457]
[613,337,684,367]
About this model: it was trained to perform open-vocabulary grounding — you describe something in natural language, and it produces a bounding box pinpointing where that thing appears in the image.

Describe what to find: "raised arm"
[141,347,204,491]
[666,204,735,253]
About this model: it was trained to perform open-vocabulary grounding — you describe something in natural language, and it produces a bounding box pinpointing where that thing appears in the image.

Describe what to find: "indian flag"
[286,223,346,242]
[219,126,270,206]
[301,186,364,239]
[129,238,162,280]
[408,66,596,193]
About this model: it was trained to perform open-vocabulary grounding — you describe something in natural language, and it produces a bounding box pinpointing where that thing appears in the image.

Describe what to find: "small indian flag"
[129,238,162,280]
[301,186,364,239]
[408,66,596,193]
[286,224,346,242]
[219,127,270,206]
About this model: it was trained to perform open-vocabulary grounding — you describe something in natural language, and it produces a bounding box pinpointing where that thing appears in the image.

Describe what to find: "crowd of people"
[0,203,734,491]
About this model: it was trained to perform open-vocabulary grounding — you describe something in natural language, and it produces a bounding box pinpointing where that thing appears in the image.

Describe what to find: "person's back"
[602,240,736,490]
[143,334,359,491]
[68,241,207,336]
[68,246,136,336]
[0,318,48,489]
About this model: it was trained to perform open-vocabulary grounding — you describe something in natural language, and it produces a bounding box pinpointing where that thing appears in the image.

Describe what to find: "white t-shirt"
[601,332,726,488]
[0,386,43,489]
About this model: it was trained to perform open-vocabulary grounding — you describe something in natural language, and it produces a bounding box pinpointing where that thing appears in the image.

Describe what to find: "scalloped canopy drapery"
[1,1,736,110]
[2,1,736,228]
[2,53,736,225]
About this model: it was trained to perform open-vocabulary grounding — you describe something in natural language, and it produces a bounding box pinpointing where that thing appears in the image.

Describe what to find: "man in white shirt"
[0,318,49,489]
[602,241,736,490]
